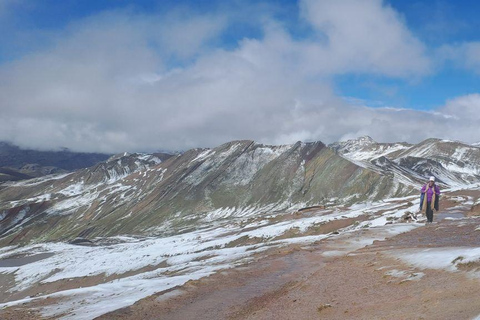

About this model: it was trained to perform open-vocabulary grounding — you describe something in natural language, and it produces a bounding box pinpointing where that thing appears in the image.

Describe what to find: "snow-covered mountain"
[1,137,480,319]
[330,136,412,161]
[329,136,480,187]
[0,140,411,245]
[2,136,480,246]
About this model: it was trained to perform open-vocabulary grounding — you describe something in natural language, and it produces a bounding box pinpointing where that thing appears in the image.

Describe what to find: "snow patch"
[393,247,480,273]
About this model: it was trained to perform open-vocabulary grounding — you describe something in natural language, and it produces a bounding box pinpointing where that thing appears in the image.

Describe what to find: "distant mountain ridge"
[329,136,480,186]
[0,141,112,181]
[329,136,412,161]
[0,141,111,170]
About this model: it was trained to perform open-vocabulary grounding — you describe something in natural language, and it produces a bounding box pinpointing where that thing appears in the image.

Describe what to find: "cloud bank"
[0,0,479,153]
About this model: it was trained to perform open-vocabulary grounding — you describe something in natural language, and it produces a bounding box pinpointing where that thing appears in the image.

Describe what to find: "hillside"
[4,137,480,247]
[0,180,479,320]
[330,136,480,187]
[0,137,479,319]
[0,140,409,245]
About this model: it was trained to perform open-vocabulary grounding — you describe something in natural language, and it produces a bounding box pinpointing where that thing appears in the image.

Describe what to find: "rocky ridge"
[0,140,409,245]
[2,137,480,246]
[329,136,480,187]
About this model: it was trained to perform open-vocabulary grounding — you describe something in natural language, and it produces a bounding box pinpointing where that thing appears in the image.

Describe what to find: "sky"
[1,0,480,153]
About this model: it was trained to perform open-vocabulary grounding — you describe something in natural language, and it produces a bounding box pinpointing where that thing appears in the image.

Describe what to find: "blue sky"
[339,0,480,110]
[1,0,480,152]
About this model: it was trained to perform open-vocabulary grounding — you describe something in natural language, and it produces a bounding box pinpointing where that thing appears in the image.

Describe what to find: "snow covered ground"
[0,190,479,319]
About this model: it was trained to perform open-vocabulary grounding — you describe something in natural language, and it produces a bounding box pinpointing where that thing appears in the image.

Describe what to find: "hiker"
[420,176,440,223]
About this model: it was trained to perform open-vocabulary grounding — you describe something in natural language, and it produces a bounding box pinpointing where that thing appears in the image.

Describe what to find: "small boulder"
[69,238,95,246]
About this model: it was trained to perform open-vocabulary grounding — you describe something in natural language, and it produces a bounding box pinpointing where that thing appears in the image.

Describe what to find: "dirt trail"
[2,191,480,320]
[97,200,480,320]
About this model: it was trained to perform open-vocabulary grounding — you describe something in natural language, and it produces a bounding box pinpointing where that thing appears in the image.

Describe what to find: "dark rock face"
[69,238,95,246]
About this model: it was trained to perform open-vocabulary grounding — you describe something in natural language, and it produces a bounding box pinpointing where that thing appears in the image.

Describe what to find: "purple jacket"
[421,184,440,202]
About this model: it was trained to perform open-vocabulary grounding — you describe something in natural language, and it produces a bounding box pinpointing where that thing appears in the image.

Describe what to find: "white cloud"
[436,41,480,75]
[299,0,431,77]
[0,10,228,152]
[1,1,477,153]
[157,11,227,59]
[440,94,480,121]
[327,96,480,145]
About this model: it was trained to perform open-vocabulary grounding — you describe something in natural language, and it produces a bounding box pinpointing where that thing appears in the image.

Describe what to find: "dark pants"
[426,201,434,222]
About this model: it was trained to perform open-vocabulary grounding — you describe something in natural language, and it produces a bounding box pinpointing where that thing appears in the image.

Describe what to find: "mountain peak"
[329,135,376,152]
[357,135,375,143]
[338,135,376,146]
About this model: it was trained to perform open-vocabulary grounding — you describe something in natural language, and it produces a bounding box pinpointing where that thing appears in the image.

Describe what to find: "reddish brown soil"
[95,219,480,320]
[94,192,480,320]
[2,190,480,320]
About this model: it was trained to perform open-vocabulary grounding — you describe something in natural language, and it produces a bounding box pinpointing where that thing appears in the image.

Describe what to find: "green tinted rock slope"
[0,140,413,245]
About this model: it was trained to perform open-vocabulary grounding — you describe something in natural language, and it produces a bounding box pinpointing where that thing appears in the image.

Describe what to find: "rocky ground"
[97,220,480,320]
[1,189,480,320]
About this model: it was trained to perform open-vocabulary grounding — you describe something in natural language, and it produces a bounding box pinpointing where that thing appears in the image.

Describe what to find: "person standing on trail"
[420,176,440,223]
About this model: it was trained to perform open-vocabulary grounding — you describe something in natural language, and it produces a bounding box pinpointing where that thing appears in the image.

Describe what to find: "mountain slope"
[329,136,412,161]
[329,136,480,186]
[0,140,411,245]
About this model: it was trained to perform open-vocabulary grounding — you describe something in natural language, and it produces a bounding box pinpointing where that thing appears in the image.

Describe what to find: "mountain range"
[1,137,480,246]
[330,136,480,186]
[0,141,111,182]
